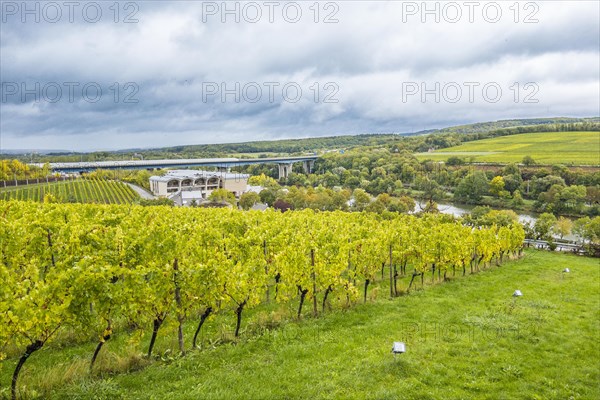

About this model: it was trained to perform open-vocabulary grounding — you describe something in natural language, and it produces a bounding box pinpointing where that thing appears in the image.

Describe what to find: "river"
[417,202,580,242]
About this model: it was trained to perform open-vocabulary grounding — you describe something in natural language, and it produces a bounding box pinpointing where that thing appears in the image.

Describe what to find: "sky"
[1,0,599,151]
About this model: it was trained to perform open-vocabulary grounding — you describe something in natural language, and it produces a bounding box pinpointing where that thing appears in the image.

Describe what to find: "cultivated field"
[2,250,598,399]
[0,179,138,204]
[416,131,600,165]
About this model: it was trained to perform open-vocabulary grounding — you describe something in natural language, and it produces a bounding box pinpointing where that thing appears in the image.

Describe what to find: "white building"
[149,170,250,205]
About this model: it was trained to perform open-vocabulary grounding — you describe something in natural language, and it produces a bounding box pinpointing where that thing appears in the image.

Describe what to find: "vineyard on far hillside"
[0,179,138,204]
[416,131,600,165]
[0,201,525,399]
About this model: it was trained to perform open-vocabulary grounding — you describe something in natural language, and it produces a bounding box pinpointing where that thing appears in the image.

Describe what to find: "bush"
[135,198,174,207]
[446,156,465,166]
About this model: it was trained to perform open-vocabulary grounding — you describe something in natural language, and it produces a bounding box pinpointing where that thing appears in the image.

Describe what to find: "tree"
[285,186,309,210]
[466,208,518,227]
[414,176,444,211]
[388,196,415,213]
[573,217,591,240]
[41,162,51,177]
[573,216,600,256]
[502,163,520,176]
[365,198,387,213]
[0,159,33,181]
[573,216,600,242]
[554,217,572,240]
[352,189,371,211]
[259,189,277,206]
[535,183,587,214]
[512,190,524,207]
[503,174,523,195]
[273,199,292,212]
[454,171,488,204]
[208,189,236,206]
[534,213,557,240]
[239,192,260,210]
[344,176,361,189]
[489,176,506,197]
[248,173,279,189]
[321,171,339,187]
[531,175,565,196]
[522,155,536,166]
[556,185,586,213]
[371,167,387,179]
[586,186,600,206]
[286,172,308,186]
[331,189,351,211]
[446,156,464,166]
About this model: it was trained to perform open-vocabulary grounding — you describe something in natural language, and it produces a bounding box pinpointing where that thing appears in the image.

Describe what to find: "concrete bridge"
[30,155,318,180]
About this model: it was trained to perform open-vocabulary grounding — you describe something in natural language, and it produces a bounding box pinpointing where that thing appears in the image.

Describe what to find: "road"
[125,182,155,200]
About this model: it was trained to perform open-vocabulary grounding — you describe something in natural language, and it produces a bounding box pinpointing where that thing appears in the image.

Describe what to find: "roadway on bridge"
[30,156,319,173]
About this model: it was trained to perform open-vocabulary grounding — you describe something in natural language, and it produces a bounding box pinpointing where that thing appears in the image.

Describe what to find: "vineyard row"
[0,201,524,399]
[0,179,138,204]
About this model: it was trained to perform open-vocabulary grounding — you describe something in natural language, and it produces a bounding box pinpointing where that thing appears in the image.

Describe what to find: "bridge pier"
[277,162,294,180]
[302,160,315,174]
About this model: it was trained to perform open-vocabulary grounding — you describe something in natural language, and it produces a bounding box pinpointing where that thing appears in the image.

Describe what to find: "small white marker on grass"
[392,342,406,359]
[513,290,523,297]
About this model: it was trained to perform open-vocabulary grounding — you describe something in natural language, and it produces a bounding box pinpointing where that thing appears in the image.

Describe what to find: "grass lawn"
[2,250,598,399]
[415,131,600,165]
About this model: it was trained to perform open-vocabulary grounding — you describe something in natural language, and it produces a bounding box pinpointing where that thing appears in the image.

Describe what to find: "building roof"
[180,191,205,200]
[150,170,250,182]
[168,190,205,206]
[250,203,269,211]
[246,185,264,194]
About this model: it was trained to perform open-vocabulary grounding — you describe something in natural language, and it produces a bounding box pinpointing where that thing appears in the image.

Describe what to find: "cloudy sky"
[1,0,598,151]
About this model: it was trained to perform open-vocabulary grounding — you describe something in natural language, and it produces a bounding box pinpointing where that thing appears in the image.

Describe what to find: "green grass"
[0,179,138,204]
[415,131,600,165]
[1,250,598,399]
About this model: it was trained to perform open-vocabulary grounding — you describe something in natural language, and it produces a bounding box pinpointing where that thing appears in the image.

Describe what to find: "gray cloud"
[1,0,598,151]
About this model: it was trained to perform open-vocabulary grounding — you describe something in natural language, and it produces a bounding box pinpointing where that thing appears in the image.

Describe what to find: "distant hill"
[417,117,600,136]
[143,117,599,154]
[0,149,71,155]
[3,117,598,162]
[142,133,403,156]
